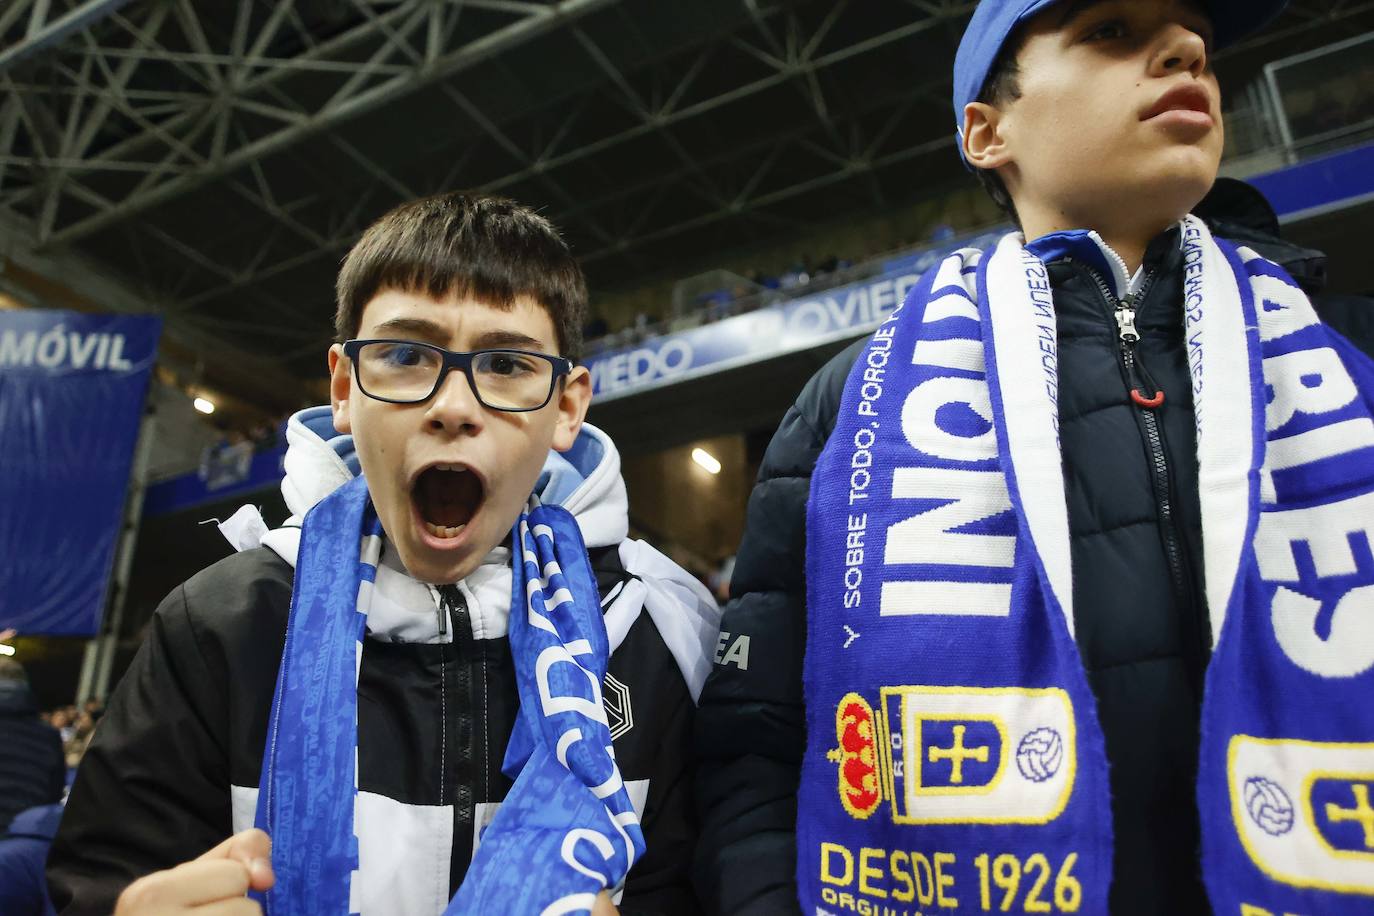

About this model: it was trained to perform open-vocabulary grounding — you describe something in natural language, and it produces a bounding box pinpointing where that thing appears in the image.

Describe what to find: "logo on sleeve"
[603,673,633,741]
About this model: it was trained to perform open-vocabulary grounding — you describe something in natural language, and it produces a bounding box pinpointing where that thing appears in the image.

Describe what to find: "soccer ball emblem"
[1016,727,1064,783]
[1243,776,1294,836]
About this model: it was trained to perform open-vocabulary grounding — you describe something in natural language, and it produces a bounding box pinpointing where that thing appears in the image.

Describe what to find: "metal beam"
[42,0,625,246]
[0,0,138,74]
[144,3,970,311]
[480,3,976,197]
[0,209,311,408]
[580,132,952,265]
[10,0,1361,351]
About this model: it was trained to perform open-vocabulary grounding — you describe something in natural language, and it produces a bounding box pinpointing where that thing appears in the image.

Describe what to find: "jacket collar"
[1025,223,1186,300]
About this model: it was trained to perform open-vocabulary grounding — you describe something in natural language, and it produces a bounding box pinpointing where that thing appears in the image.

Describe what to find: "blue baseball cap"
[952,0,1289,134]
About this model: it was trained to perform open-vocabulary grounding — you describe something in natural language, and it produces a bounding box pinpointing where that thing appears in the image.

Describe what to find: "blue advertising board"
[587,229,1005,402]
[0,310,162,635]
[1249,140,1374,222]
[586,142,1374,405]
[142,441,287,518]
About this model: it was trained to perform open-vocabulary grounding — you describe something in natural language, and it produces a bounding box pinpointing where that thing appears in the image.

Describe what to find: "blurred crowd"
[1288,55,1374,142]
[199,411,292,491]
[41,700,104,772]
[582,225,967,356]
[582,248,868,355]
[1,658,68,915]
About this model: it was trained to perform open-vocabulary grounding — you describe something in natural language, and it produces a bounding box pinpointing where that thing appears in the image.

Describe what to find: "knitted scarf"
[253,475,642,915]
[798,216,1374,914]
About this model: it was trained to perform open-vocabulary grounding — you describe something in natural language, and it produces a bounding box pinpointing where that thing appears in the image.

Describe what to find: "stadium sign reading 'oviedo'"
[587,230,1005,402]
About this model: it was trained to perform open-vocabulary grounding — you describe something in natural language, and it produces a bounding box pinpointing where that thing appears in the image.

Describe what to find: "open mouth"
[412,464,484,540]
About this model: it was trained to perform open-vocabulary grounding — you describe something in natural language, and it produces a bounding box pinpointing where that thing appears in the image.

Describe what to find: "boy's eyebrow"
[1057,0,1111,28]
[470,329,548,351]
[368,316,449,342]
[1178,0,1216,40]
[365,318,549,352]
[1057,0,1214,36]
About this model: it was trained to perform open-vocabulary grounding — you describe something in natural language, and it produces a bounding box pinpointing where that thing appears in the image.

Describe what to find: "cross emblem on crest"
[928,724,991,785]
[1325,783,1374,850]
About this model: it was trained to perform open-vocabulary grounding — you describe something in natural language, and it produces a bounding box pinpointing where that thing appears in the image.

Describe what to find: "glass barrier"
[1264,32,1374,160]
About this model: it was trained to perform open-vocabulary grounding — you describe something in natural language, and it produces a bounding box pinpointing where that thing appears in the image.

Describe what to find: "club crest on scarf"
[827,686,1078,827]
[800,218,1374,916]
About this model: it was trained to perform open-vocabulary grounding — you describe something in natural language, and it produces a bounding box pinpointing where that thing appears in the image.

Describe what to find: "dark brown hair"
[335,193,588,361]
[972,37,1024,226]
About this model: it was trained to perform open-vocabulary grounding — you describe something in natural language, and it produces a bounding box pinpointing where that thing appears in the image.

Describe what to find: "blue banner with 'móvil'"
[0,310,161,635]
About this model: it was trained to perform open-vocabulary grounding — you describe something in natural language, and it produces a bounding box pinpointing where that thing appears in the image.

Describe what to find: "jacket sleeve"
[609,569,706,916]
[1317,293,1374,362]
[45,584,235,915]
[691,341,863,915]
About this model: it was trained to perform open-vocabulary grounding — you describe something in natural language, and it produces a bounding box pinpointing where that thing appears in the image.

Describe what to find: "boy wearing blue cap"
[695,1,1374,914]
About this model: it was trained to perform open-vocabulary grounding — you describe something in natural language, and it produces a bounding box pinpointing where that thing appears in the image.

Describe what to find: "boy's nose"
[424,367,485,435]
[1152,22,1209,78]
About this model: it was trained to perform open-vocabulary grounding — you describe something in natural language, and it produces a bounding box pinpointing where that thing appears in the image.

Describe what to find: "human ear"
[551,366,592,452]
[962,101,1014,171]
[327,344,353,435]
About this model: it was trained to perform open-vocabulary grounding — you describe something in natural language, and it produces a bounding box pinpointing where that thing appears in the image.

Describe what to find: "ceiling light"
[692,447,721,475]
[193,396,216,415]
[0,644,14,657]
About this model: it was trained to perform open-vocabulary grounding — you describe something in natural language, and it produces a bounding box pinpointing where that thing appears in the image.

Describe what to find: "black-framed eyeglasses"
[342,339,573,412]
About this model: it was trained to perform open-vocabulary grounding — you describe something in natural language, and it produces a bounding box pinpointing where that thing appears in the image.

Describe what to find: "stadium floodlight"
[692,447,722,475]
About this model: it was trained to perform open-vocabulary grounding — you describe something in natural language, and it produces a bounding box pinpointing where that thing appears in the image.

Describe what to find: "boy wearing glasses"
[47,193,720,916]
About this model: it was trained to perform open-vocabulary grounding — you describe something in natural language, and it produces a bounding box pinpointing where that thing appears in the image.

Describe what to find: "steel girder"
[0,0,632,400]
[0,0,624,248]
[132,0,980,325]
[0,0,1369,393]
[0,0,139,72]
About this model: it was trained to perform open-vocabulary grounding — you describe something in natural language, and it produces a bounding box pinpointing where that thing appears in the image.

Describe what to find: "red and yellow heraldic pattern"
[827,691,883,819]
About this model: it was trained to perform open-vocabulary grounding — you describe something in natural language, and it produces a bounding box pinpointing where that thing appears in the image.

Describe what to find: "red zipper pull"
[1131,388,1165,409]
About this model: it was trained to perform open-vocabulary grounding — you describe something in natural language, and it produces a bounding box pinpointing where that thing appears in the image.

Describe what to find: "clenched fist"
[115,828,274,915]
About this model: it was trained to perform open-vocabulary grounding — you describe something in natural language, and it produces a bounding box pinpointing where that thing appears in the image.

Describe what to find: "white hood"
[219,406,720,698]
[239,406,631,558]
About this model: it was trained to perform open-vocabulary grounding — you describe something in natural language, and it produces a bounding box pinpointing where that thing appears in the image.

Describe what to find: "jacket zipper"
[1079,262,1198,650]
[434,584,474,816]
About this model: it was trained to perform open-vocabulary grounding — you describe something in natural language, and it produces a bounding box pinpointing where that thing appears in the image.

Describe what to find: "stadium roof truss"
[0,0,1370,399]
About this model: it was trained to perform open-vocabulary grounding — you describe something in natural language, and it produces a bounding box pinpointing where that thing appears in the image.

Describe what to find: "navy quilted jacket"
[691,224,1370,915]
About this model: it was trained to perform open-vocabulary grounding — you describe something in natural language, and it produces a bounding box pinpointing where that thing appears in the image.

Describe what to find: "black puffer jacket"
[48,547,699,916]
[0,681,65,833]
[692,226,1370,915]
[48,416,713,916]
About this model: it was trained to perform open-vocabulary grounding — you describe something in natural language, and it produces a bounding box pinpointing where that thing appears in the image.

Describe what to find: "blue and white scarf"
[253,474,643,915]
[798,216,1374,914]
